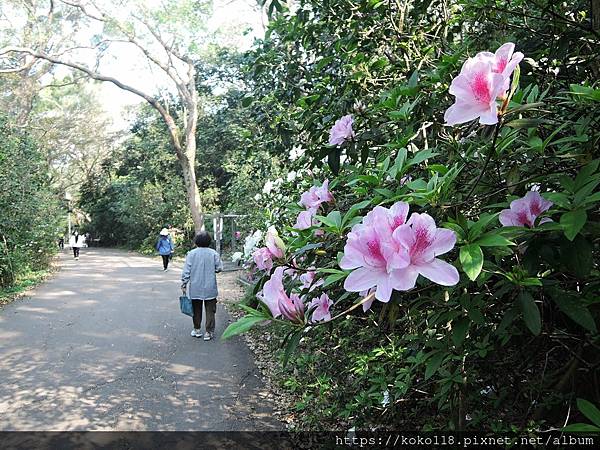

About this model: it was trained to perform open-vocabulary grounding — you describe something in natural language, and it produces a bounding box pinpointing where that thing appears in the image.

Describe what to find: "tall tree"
[0,0,212,231]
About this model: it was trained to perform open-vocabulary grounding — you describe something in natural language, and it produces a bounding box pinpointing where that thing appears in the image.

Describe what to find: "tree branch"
[0,46,183,155]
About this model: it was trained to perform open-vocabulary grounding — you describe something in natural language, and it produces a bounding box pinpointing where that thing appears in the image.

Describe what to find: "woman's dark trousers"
[192,299,217,332]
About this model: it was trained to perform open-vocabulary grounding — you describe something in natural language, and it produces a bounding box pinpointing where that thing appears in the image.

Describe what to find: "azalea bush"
[223,0,600,431]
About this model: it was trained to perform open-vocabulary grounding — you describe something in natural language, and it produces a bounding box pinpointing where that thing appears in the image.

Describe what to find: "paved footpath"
[0,248,280,431]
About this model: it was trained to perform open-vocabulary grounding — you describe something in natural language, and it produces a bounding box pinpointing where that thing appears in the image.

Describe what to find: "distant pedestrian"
[69,231,83,259]
[156,228,174,271]
[181,231,223,341]
[58,237,64,250]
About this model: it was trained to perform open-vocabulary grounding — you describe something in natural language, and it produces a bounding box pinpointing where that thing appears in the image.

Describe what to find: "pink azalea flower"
[260,266,286,317]
[444,43,523,126]
[309,293,333,323]
[260,267,306,323]
[279,293,305,324]
[299,180,335,210]
[391,213,460,289]
[339,202,412,302]
[235,231,242,239]
[444,58,507,126]
[294,208,317,230]
[300,268,324,291]
[499,191,553,228]
[329,114,355,146]
[265,229,285,259]
[253,247,273,271]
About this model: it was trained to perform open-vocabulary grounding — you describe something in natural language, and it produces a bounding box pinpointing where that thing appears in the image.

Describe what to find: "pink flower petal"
[499,209,523,227]
[415,258,459,286]
[390,267,419,291]
[343,266,380,292]
[444,100,491,126]
[375,275,393,302]
[362,293,375,312]
[430,228,457,257]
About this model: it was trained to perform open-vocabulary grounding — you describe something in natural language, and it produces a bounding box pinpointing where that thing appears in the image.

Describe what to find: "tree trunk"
[180,151,204,233]
[160,97,204,234]
[181,83,204,233]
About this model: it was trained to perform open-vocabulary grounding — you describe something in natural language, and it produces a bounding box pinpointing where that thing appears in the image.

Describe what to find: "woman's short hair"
[194,231,212,248]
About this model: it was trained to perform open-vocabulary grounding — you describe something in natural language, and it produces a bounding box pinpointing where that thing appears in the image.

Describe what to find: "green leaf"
[552,295,597,333]
[241,95,254,107]
[517,291,541,335]
[560,209,587,241]
[408,70,418,88]
[559,175,576,193]
[574,160,600,190]
[460,244,483,281]
[221,315,267,340]
[497,306,519,335]
[282,329,303,367]
[428,164,449,175]
[520,277,543,287]
[344,200,371,222]
[452,317,470,347]
[474,232,515,247]
[468,212,499,239]
[326,210,342,228]
[582,191,600,205]
[505,102,545,116]
[562,423,600,432]
[505,118,544,129]
[570,84,600,101]
[561,235,593,278]
[575,181,600,208]
[545,192,571,209]
[293,243,323,257]
[327,148,341,175]
[424,351,445,380]
[406,150,439,167]
[577,398,600,428]
[388,148,408,178]
[315,211,342,229]
[324,272,347,287]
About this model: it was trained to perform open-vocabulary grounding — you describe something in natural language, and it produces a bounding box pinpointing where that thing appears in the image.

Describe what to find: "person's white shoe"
[203,332,213,341]
[191,329,202,338]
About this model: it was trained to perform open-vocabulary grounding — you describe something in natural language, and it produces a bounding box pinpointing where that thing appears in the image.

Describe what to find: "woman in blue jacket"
[156,228,174,271]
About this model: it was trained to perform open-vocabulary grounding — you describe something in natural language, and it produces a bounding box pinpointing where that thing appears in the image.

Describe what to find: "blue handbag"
[179,296,193,317]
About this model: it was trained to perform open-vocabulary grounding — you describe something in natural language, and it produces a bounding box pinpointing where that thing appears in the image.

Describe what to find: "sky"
[89,0,266,131]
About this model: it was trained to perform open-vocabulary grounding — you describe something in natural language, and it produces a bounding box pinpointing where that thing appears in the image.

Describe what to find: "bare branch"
[0,46,184,153]
[58,0,105,21]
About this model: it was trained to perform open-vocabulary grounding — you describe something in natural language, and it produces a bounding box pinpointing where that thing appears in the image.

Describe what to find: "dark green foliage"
[0,115,62,287]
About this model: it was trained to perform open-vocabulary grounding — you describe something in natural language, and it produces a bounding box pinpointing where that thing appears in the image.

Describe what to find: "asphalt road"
[0,248,280,431]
